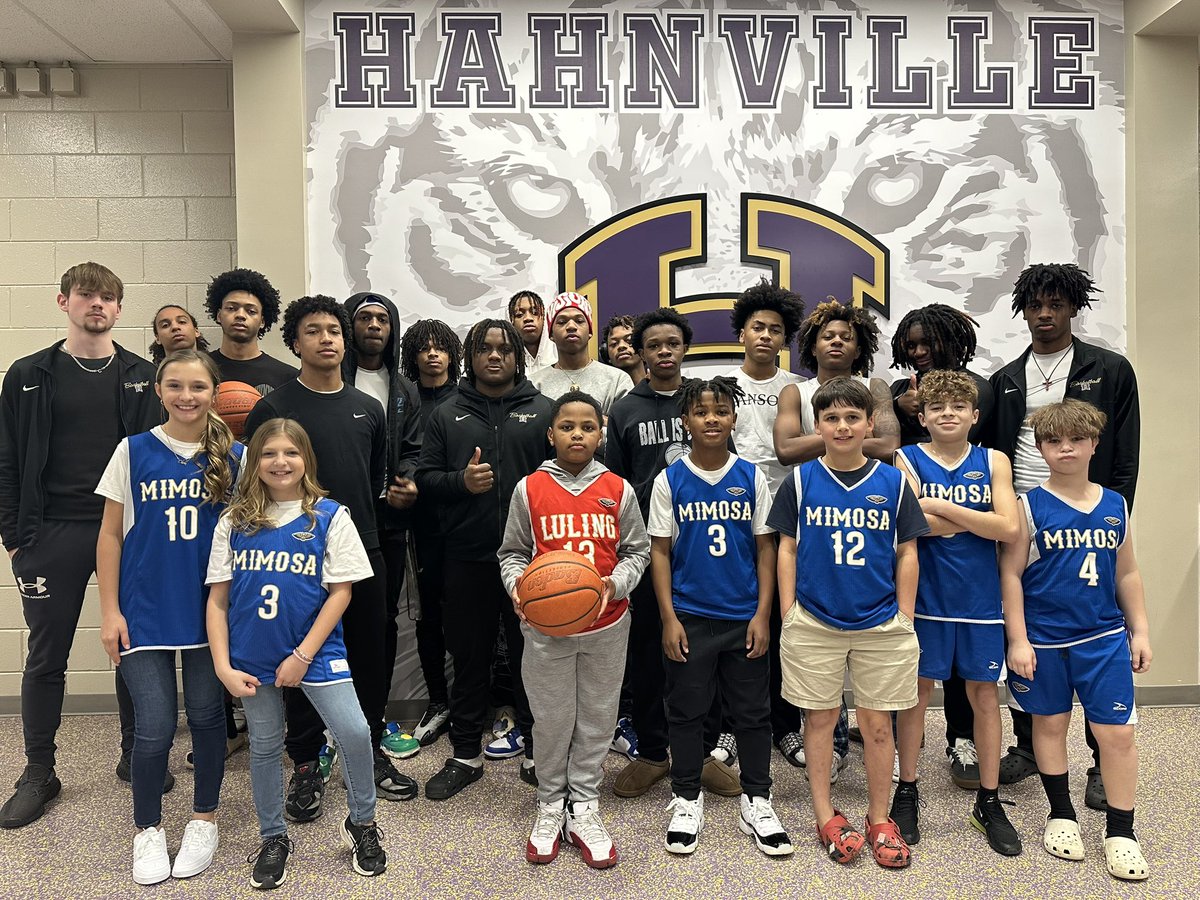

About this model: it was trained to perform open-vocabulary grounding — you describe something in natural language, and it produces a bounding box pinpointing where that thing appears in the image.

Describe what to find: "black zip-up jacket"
[342,292,422,530]
[415,376,552,562]
[605,379,692,520]
[989,337,1140,507]
[412,381,459,540]
[0,341,159,550]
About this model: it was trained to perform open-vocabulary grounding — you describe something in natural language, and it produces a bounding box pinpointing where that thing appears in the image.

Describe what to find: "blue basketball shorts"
[913,617,1004,682]
[1006,628,1136,725]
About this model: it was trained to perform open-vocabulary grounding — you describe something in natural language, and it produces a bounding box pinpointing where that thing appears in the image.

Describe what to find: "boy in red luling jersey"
[500,391,649,870]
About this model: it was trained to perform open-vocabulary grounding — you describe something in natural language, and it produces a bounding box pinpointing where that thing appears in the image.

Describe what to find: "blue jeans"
[118,648,226,829]
[241,680,376,838]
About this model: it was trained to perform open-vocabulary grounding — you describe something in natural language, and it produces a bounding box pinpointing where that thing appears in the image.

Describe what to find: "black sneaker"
[340,816,387,877]
[1085,766,1107,811]
[413,702,450,747]
[425,758,483,801]
[373,752,418,801]
[285,761,324,822]
[971,794,1022,856]
[116,750,176,794]
[249,835,293,890]
[889,782,923,845]
[848,725,864,744]
[0,764,62,829]
[519,760,538,787]
[998,746,1038,785]
[947,739,981,790]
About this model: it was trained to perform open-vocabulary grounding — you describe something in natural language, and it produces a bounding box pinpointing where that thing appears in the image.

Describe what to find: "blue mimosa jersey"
[666,456,760,620]
[226,498,352,685]
[895,444,1002,622]
[1021,485,1128,646]
[120,432,243,652]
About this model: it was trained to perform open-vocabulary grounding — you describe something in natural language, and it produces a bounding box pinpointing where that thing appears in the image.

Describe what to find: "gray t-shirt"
[532,359,631,414]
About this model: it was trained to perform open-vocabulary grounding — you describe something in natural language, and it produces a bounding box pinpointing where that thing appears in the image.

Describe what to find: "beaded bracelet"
[292,647,314,665]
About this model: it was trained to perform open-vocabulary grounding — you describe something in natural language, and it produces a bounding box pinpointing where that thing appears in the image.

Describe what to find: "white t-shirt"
[206,501,373,588]
[353,367,390,412]
[796,374,872,434]
[646,455,774,542]
[95,426,247,535]
[1012,346,1074,495]
[726,367,804,495]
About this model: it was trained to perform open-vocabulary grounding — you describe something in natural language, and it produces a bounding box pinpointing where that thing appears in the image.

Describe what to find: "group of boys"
[0,261,1149,883]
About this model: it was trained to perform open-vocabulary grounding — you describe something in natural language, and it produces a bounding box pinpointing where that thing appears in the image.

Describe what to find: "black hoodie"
[342,292,422,530]
[415,376,552,562]
[605,379,692,520]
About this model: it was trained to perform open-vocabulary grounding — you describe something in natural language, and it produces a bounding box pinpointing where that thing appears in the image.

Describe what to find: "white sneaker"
[893,753,901,784]
[565,799,618,869]
[526,799,566,864]
[132,826,171,885]
[664,793,705,855]
[830,752,850,785]
[171,819,219,879]
[738,794,794,857]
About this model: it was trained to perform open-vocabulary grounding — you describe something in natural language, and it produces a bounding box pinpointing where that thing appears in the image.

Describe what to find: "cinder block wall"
[0,64,236,711]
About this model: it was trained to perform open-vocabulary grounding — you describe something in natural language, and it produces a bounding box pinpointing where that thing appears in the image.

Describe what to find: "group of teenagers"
[0,258,1149,888]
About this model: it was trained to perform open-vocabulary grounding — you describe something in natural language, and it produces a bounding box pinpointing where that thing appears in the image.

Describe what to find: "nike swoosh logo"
[1005,388,1020,394]
[455,415,469,421]
[22,385,39,391]
[353,413,366,419]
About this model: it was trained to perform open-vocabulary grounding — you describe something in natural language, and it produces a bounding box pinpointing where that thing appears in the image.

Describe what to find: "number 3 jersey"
[647,455,773,620]
[207,498,373,685]
[768,458,929,631]
[1020,485,1127,647]
[95,428,244,653]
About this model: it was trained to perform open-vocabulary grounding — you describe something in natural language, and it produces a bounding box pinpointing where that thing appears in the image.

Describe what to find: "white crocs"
[1104,836,1149,881]
[1043,818,1086,860]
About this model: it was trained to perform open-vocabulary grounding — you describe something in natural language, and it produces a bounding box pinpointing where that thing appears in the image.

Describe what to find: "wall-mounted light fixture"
[14,62,44,95]
[0,65,14,97]
[49,64,78,96]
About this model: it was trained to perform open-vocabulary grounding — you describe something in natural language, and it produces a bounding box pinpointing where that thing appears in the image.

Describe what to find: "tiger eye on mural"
[307,0,1125,399]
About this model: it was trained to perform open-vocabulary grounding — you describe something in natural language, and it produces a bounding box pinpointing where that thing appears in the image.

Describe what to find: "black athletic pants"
[14,519,134,768]
[442,560,532,760]
[286,547,389,762]
[379,524,409,718]
[413,531,449,706]
[942,670,973,747]
[664,612,772,801]
[626,576,670,763]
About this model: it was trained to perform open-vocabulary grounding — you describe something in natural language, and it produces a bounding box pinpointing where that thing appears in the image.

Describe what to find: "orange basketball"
[516,550,605,637]
[213,381,262,441]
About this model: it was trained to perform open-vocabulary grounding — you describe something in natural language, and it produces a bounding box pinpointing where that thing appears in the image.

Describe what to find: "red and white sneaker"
[526,799,566,864]
[565,799,619,869]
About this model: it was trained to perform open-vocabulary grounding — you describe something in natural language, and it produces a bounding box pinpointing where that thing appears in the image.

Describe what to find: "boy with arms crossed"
[1000,399,1151,881]
[769,378,927,869]
[891,371,1021,855]
[649,378,790,857]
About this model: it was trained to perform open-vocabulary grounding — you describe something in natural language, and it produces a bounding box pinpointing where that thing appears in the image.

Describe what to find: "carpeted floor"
[0,706,1196,899]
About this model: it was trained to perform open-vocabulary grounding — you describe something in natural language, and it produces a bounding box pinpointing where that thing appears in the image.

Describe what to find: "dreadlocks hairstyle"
[1011,263,1099,315]
[204,268,282,336]
[631,308,693,352]
[599,314,636,364]
[796,298,880,377]
[149,304,209,364]
[677,375,747,415]
[281,295,351,357]
[730,278,805,343]
[399,318,463,383]
[1029,398,1107,444]
[463,319,526,383]
[889,303,979,371]
[507,289,545,318]
[551,390,603,425]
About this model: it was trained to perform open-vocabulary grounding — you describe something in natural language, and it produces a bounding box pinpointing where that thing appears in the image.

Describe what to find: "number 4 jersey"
[1020,485,1128,646]
[206,498,374,685]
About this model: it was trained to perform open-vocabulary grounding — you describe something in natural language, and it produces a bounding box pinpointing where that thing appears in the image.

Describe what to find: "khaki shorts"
[779,603,919,711]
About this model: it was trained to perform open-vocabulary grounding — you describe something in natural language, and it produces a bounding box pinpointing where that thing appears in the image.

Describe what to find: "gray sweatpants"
[521,612,630,806]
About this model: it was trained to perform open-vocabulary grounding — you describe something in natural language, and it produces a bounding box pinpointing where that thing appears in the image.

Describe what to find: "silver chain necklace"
[61,346,116,374]
[160,430,199,467]
[1031,348,1071,392]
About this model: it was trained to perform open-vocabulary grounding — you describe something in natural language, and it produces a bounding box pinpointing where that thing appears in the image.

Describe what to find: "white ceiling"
[0,0,233,65]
